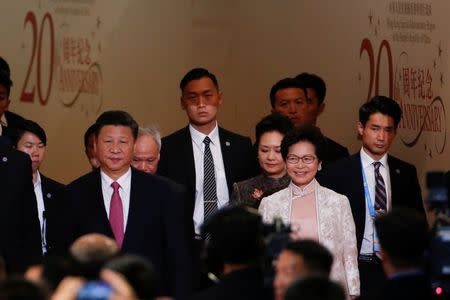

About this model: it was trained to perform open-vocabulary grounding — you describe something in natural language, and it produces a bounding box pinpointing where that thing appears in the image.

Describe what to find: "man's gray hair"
[138,125,162,151]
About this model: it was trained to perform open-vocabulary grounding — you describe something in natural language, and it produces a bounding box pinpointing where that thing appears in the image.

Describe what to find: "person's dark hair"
[14,119,47,147]
[375,208,429,269]
[359,96,402,128]
[281,125,326,161]
[0,70,12,97]
[284,240,333,277]
[41,255,76,292]
[104,255,158,300]
[95,111,138,140]
[295,73,326,104]
[284,277,346,300]
[0,278,46,300]
[84,123,98,149]
[255,113,293,149]
[269,77,308,108]
[179,67,219,92]
[0,57,10,77]
[201,206,265,273]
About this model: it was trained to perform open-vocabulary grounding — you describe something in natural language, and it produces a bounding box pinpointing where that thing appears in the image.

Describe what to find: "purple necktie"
[373,162,387,214]
[110,181,124,248]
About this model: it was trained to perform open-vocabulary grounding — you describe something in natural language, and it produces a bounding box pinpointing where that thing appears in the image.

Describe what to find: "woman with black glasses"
[259,125,360,299]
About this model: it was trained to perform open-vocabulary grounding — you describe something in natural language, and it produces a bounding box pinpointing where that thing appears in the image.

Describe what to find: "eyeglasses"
[286,155,317,165]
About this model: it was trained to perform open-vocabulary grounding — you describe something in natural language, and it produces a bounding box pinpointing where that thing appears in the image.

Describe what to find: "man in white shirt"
[319,96,425,296]
[158,67,258,237]
[60,111,193,299]
[14,119,65,255]
[131,126,161,175]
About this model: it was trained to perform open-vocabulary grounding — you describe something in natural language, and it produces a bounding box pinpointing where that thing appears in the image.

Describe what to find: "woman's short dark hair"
[281,125,326,161]
[15,119,47,146]
[255,113,293,149]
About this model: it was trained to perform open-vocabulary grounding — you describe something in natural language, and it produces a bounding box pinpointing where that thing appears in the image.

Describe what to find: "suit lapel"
[122,169,138,249]
[388,155,399,207]
[218,127,232,189]
[182,127,196,191]
[40,175,51,210]
[93,170,114,237]
[348,154,366,250]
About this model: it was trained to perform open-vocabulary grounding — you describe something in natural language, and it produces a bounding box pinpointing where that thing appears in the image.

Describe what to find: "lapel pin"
[225,141,230,147]
[396,169,400,174]
[2,157,7,162]
[47,193,52,199]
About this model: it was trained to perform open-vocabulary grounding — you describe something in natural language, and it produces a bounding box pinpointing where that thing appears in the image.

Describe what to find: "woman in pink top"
[259,125,360,299]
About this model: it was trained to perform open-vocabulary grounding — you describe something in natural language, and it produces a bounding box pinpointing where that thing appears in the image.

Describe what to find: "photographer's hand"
[100,269,137,300]
[51,276,85,300]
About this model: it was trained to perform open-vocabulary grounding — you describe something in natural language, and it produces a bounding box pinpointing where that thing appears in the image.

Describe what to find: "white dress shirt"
[190,123,229,234]
[101,168,132,231]
[360,148,392,255]
[33,171,46,254]
[0,114,7,136]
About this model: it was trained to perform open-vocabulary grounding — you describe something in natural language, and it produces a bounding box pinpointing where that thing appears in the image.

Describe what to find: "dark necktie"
[203,136,218,221]
[373,161,387,215]
[110,181,124,248]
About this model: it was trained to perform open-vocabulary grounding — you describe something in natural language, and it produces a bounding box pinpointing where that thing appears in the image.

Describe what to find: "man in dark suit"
[270,75,349,166]
[60,111,192,299]
[14,119,65,255]
[158,68,258,237]
[0,63,26,145]
[319,96,425,297]
[366,208,430,300]
[0,143,42,273]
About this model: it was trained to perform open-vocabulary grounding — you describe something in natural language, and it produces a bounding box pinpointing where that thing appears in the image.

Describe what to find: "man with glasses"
[319,96,425,297]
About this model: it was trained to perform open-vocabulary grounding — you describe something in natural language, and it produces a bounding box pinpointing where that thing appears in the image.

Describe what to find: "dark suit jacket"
[39,173,65,255]
[1,111,26,146]
[60,168,193,299]
[323,136,349,165]
[360,272,430,300]
[0,144,42,273]
[319,152,424,252]
[192,267,271,300]
[158,126,259,215]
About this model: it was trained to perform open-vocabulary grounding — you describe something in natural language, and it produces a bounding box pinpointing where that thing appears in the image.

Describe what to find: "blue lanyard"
[360,160,376,219]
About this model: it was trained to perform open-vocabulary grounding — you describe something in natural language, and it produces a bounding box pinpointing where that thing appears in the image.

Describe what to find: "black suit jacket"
[360,272,430,300]
[323,136,349,165]
[319,152,424,252]
[0,144,42,273]
[192,267,271,300]
[40,174,65,255]
[60,168,193,299]
[158,126,258,214]
[2,110,25,144]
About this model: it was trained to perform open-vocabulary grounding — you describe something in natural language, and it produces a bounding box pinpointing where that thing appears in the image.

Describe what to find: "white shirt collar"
[100,167,132,189]
[0,114,7,126]
[189,122,220,147]
[34,170,42,189]
[360,147,388,169]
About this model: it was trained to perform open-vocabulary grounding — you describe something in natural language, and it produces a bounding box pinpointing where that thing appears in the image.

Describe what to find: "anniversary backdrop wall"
[1,1,448,194]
